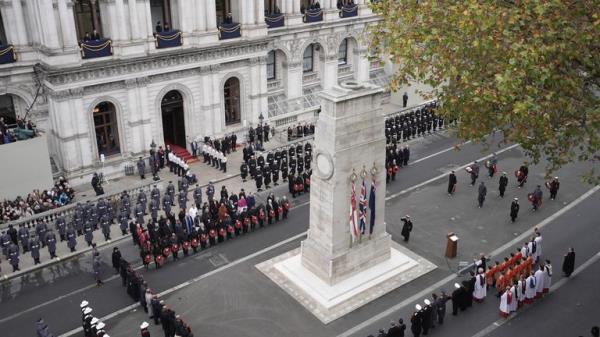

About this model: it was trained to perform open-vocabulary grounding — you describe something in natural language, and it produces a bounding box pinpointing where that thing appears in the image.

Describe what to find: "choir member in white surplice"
[509,283,518,312]
[516,276,526,308]
[499,286,512,318]
[534,265,545,298]
[473,268,487,302]
[525,272,537,304]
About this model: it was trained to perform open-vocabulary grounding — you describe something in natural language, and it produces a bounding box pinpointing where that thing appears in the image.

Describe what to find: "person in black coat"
[111,247,122,273]
[510,198,520,223]
[401,216,413,242]
[451,282,466,315]
[447,171,457,195]
[410,305,423,337]
[562,247,575,277]
[499,172,508,198]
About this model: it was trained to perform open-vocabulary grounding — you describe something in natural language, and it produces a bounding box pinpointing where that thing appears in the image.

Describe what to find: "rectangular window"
[338,39,348,65]
[303,45,314,73]
[267,51,276,80]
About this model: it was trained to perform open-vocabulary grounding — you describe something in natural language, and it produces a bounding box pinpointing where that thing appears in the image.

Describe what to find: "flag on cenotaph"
[349,182,359,242]
[359,179,368,235]
[368,177,376,234]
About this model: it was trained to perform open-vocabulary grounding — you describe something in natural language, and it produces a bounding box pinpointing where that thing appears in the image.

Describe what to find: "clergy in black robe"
[447,171,457,195]
[562,248,575,277]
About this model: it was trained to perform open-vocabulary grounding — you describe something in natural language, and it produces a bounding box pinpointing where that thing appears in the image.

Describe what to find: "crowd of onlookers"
[0,177,74,223]
[1,116,38,145]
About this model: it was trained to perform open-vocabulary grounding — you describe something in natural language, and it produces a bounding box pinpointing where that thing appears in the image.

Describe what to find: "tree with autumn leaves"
[368,0,600,182]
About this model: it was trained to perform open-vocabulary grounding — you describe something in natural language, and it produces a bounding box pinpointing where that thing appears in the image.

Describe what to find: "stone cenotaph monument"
[257,82,435,323]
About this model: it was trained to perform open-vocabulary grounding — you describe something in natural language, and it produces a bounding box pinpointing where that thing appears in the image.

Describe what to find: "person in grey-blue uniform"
[119,213,128,235]
[66,225,77,252]
[166,181,175,199]
[105,201,114,224]
[96,198,107,220]
[206,182,215,202]
[89,207,99,230]
[151,185,160,204]
[135,202,144,225]
[29,235,41,264]
[179,177,189,192]
[178,190,187,210]
[8,242,20,271]
[74,212,84,236]
[36,221,48,248]
[193,184,202,208]
[150,198,159,223]
[120,194,131,220]
[137,157,146,180]
[55,216,67,241]
[84,221,94,247]
[162,194,173,216]
[101,214,111,241]
[138,190,148,215]
[45,230,58,258]
[93,256,103,286]
[1,231,11,258]
[18,225,30,253]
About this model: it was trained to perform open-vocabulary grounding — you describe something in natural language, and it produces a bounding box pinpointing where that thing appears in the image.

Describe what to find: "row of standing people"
[286,122,315,141]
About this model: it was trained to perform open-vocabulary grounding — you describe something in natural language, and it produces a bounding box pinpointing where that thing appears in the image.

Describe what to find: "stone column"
[205,0,217,31]
[125,79,143,154]
[57,0,79,48]
[127,0,142,39]
[70,89,94,169]
[11,0,29,46]
[354,47,370,82]
[115,0,130,40]
[106,1,120,40]
[143,0,154,37]
[322,54,339,90]
[249,58,261,123]
[37,0,61,49]
[286,61,303,98]
[195,0,207,32]
[137,78,152,152]
[176,0,193,34]
[201,67,215,136]
[256,0,265,25]
[211,65,223,133]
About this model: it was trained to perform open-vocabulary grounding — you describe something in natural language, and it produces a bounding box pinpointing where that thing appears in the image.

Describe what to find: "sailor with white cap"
[411,304,423,336]
[140,321,151,337]
[510,197,520,223]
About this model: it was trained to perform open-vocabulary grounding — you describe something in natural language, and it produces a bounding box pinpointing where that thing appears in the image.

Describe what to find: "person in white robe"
[473,268,487,302]
[534,265,545,298]
[509,283,518,312]
[543,260,552,293]
[525,272,537,304]
[534,232,543,259]
[528,238,538,264]
[499,286,512,318]
[520,242,529,259]
[517,276,526,308]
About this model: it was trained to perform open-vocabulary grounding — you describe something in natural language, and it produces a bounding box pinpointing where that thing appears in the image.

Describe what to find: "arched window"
[73,0,103,40]
[224,77,241,125]
[0,94,16,125]
[303,44,314,73]
[93,102,120,157]
[338,38,348,65]
[267,51,276,80]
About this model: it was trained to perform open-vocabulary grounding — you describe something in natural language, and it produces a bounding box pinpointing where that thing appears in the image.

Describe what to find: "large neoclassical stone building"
[0,0,388,182]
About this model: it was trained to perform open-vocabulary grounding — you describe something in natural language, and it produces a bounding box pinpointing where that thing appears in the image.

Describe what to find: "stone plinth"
[257,82,436,323]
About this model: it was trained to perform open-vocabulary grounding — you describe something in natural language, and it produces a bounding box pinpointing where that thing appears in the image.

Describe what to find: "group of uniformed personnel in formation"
[240,142,313,196]
[130,181,292,269]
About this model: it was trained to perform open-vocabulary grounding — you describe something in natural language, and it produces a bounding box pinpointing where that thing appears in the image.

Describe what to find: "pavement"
[1,125,598,337]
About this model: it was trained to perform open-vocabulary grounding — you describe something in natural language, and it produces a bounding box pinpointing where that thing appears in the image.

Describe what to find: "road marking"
[336,185,599,337]
[409,140,472,165]
[58,231,308,337]
[386,144,521,200]
[470,250,600,337]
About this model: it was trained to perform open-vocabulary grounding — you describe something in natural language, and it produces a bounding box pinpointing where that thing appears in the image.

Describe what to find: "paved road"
[2,130,597,337]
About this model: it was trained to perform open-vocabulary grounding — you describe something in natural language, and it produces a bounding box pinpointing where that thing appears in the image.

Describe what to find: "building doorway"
[161,90,186,148]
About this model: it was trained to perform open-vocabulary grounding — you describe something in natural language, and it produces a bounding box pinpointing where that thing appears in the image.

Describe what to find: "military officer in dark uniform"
[263,165,272,189]
[248,155,257,178]
[29,235,41,264]
[45,229,58,258]
[55,216,67,241]
[18,224,30,252]
[255,167,263,191]
[272,161,280,186]
[66,225,77,252]
[137,157,146,179]
[193,184,202,207]
[240,162,249,182]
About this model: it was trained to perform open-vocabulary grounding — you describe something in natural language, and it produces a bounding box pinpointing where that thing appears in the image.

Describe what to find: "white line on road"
[336,185,599,337]
[386,143,521,200]
[470,250,600,337]
[58,231,308,337]
[409,140,471,165]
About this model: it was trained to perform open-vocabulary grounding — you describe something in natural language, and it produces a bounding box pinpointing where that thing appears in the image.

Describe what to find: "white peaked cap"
[424,299,431,305]
[415,304,422,310]
[96,322,105,329]
[83,307,93,315]
[80,300,89,308]
[454,283,461,289]
[91,317,99,325]
[141,322,149,329]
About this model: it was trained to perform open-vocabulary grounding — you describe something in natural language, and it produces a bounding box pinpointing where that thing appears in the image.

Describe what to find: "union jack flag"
[359,179,368,235]
[349,182,359,242]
